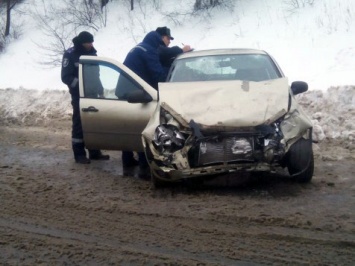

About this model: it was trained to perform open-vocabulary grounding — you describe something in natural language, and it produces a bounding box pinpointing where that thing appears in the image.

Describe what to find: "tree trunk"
[5,0,11,37]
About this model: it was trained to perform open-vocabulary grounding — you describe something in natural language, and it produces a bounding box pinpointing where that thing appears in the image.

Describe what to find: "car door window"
[82,62,143,100]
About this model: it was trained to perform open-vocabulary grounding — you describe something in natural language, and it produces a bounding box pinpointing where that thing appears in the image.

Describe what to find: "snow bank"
[297,86,355,147]
[0,88,71,125]
[0,86,354,148]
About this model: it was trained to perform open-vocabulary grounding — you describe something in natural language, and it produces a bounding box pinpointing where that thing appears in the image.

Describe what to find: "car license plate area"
[197,137,254,166]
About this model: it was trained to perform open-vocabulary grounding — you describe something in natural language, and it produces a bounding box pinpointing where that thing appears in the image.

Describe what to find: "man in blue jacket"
[61,31,109,164]
[121,31,168,171]
[123,31,168,90]
[156,26,193,69]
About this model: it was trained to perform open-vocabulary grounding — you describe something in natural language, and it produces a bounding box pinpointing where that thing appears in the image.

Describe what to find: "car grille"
[197,137,254,166]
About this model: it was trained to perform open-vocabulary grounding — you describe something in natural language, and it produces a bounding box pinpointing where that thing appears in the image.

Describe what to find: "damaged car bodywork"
[78,48,314,187]
[141,49,314,186]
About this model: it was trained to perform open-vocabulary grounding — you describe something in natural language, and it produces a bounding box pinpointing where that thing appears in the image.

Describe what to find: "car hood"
[158,78,289,128]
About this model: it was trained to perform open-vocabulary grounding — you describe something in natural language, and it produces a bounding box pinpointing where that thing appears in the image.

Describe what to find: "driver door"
[79,56,158,152]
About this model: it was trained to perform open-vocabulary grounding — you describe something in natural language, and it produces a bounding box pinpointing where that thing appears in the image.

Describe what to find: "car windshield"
[169,54,281,82]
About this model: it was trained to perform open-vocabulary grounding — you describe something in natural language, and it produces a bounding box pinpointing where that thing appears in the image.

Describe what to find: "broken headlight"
[280,110,302,137]
[153,124,185,153]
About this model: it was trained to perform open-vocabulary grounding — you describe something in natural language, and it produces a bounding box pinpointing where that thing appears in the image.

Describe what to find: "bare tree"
[283,0,315,14]
[33,11,73,67]
[32,0,111,67]
[161,0,234,26]
[0,0,23,36]
[3,0,18,36]
[124,0,156,11]
[194,0,227,11]
[58,0,108,31]
[101,0,110,10]
[0,0,24,52]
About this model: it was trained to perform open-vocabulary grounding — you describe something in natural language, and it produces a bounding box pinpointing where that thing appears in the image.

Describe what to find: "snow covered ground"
[0,0,354,91]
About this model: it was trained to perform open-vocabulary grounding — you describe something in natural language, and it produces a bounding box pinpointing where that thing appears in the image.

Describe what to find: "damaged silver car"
[79,49,314,187]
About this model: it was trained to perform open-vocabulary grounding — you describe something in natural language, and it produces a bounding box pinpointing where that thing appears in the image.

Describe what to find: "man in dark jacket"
[124,31,168,90]
[121,31,168,169]
[61,31,109,164]
[156,26,193,69]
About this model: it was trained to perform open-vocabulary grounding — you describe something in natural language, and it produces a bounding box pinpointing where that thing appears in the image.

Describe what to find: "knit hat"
[73,31,94,45]
[156,27,174,40]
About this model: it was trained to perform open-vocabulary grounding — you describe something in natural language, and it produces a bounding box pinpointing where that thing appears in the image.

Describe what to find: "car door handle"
[82,106,99,112]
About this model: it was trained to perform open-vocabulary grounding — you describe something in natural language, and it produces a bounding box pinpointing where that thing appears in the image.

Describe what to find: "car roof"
[176,48,269,59]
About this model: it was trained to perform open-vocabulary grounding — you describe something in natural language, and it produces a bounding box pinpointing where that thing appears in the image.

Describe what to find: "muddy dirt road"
[0,121,354,265]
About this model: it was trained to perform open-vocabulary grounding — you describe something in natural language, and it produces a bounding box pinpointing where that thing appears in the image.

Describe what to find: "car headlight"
[153,124,185,153]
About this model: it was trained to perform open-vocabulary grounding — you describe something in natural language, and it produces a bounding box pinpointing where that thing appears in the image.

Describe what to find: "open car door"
[78,56,158,152]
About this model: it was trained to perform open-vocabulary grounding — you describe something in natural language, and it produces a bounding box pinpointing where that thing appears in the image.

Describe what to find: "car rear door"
[79,56,158,152]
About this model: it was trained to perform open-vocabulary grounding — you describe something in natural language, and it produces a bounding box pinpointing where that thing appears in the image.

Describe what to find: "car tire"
[286,137,314,183]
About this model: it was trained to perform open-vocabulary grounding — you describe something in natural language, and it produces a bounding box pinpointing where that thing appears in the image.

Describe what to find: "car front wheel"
[286,137,314,183]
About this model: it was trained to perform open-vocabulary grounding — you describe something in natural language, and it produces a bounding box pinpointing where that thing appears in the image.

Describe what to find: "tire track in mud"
[0,215,251,265]
[1,191,354,265]
[1,124,355,265]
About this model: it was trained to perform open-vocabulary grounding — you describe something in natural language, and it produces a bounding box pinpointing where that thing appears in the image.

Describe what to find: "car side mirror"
[291,81,308,95]
[126,90,153,103]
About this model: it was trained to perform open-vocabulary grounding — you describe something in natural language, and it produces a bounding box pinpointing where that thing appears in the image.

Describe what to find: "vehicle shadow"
[111,161,313,199]
[152,171,313,199]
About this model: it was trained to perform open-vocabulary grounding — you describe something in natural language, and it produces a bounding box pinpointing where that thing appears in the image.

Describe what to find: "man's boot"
[73,142,90,164]
[75,155,91,164]
[89,150,110,160]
